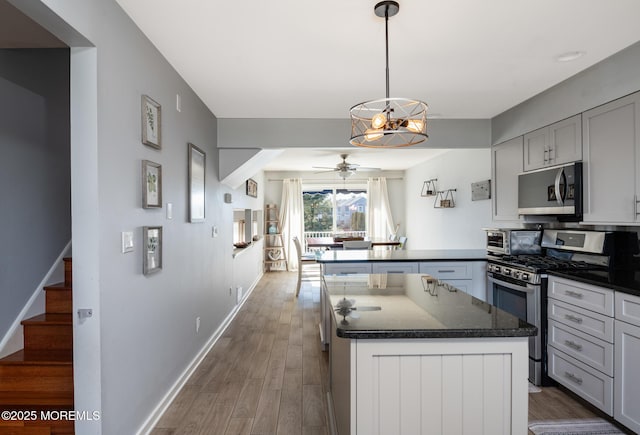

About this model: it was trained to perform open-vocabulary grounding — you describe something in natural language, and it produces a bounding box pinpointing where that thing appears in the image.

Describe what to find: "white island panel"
[353,338,528,435]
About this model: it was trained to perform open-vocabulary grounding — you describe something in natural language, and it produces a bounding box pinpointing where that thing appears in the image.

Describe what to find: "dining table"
[305,237,401,249]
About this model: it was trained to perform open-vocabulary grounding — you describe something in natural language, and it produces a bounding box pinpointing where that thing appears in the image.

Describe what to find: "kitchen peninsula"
[324,274,536,435]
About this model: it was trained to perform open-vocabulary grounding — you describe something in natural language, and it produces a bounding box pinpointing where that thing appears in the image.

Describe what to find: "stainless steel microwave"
[518,161,582,218]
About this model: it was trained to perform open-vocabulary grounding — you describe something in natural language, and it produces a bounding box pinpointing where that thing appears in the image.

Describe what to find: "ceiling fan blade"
[354,306,382,311]
[355,166,382,171]
[311,166,337,170]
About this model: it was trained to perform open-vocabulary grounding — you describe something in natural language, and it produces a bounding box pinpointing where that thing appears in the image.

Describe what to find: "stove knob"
[503,268,511,276]
[521,273,529,281]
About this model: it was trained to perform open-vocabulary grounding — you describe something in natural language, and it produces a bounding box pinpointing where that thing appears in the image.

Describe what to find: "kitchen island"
[324,273,536,435]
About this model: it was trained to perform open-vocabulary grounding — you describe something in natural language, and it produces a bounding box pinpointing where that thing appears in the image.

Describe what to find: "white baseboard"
[0,241,72,358]
[136,271,264,435]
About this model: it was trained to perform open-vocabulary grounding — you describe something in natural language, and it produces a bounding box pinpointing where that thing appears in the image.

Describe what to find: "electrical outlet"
[212,226,218,238]
[236,287,243,304]
[196,316,200,334]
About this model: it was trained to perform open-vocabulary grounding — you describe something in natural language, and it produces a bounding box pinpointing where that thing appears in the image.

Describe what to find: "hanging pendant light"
[350,1,428,148]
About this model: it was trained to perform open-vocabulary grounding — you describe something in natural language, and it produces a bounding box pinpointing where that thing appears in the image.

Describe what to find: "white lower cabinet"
[419,261,487,301]
[548,346,613,415]
[614,292,640,433]
[371,262,419,274]
[330,331,530,435]
[547,276,614,415]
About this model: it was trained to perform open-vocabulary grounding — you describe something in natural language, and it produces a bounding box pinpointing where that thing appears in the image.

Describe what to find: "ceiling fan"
[312,154,381,179]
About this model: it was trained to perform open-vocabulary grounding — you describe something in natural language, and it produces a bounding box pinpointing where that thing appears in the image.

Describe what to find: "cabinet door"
[523,127,549,171]
[549,114,582,167]
[615,320,640,432]
[582,92,640,224]
[492,136,523,222]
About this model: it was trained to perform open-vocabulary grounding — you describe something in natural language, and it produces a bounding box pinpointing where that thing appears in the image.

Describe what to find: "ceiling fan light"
[339,170,355,179]
[371,112,387,129]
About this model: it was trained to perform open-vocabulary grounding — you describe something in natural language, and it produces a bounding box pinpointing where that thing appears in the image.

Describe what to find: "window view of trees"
[303,189,367,233]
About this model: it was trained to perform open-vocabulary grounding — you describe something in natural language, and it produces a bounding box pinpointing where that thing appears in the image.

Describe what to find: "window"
[303,188,367,234]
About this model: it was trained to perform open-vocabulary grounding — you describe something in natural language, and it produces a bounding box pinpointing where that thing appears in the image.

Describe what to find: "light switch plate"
[122,231,134,253]
[212,226,218,238]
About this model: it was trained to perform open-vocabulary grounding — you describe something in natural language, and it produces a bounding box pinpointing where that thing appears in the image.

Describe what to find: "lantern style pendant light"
[350,1,428,148]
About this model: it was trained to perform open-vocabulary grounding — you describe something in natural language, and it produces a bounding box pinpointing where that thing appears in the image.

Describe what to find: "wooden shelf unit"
[264,204,288,271]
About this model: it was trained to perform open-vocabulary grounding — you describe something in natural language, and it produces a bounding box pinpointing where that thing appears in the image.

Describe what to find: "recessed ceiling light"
[555,51,585,62]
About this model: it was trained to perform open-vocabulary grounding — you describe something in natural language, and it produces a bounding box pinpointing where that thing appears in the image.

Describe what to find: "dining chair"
[343,240,373,250]
[292,236,320,297]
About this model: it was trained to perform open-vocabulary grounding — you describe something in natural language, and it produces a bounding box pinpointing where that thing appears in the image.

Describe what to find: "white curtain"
[279,178,304,271]
[367,177,396,239]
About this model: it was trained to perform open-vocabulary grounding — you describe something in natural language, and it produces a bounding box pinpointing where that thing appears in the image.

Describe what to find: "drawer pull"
[565,290,584,299]
[564,340,583,351]
[564,314,583,324]
[385,270,405,274]
[437,270,456,273]
[564,372,583,385]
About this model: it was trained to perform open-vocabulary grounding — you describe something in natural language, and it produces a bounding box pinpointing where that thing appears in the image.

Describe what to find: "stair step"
[62,258,72,287]
[0,406,74,435]
[0,351,73,407]
[43,285,72,315]
[21,315,72,352]
[0,427,51,435]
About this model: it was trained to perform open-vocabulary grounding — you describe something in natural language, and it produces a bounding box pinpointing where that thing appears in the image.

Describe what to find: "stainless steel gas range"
[486,229,638,386]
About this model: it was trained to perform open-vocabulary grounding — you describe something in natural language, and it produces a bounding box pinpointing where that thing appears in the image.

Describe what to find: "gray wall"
[218,118,491,149]
[492,41,640,144]
[0,48,70,340]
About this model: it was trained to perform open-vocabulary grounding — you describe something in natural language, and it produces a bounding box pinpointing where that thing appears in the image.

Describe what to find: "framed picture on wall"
[188,143,206,222]
[246,178,257,198]
[141,95,161,149]
[143,226,162,275]
[142,160,162,208]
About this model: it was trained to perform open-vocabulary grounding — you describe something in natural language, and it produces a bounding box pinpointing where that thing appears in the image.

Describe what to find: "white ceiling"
[261,148,448,172]
[116,0,640,121]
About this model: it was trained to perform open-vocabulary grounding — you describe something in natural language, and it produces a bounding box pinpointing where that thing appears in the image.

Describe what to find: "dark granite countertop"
[324,274,537,339]
[317,249,487,263]
[549,269,640,298]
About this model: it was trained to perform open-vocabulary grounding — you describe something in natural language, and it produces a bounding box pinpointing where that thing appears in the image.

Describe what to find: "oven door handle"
[487,275,537,293]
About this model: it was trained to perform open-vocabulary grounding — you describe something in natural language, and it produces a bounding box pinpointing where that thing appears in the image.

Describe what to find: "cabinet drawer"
[419,262,472,280]
[548,298,614,343]
[323,263,372,275]
[548,320,613,376]
[548,347,613,415]
[371,262,419,274]
[548,276,614,316]
[616,292,640,328]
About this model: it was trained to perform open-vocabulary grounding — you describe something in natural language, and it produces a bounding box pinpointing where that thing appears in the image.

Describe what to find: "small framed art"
[142,95,161,149]
[188,143,206,222]
[142,160,162,208]
[246,178,257,198]
[143,226,162,275]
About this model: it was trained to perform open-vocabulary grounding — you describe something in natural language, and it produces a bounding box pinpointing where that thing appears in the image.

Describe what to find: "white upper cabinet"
[582,92,640,224]
[523,115,582,171]
[492,136,523,222]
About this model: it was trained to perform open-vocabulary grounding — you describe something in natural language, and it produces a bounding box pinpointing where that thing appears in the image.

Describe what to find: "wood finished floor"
[152,271,614,435]
[151,271,329,435]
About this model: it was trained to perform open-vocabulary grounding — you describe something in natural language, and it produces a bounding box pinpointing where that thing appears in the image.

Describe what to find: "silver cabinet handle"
[544,148,549,163]
[548,147,554,161]
[437,270,456,273]
[635,195,640,217]
[565,290,584,299]
[565,340,583,351]
[564,372,583,385]
[564,314,583,324]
